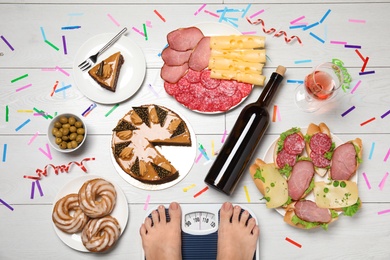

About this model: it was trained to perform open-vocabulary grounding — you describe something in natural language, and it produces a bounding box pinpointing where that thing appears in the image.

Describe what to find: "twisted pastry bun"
[78,178,117,218]
[81,215,121,252]
[52,193,89,234]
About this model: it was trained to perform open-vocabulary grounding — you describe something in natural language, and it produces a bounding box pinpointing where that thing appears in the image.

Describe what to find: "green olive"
[76,135,84,143]
[68,117,76,125]
[55,131,63,138]
[62,135,69,141]
[77,128,85,135]
[75,121,83,128]
[62,128,69,136]
[59,116,68,124]
[69,126,77,133]
[62,123,70,129]
[67,142,73,149]
[69,133,77,141]
[59,142,67,149]
[71,141,78,148]
[52,128,58,135]
[54,121,62,128]
[55,137,62,144]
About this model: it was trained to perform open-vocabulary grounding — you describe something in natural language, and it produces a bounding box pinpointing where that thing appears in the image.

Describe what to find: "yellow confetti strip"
[244,185,251,202]
[183,184,196,192]
[211,140,215,156]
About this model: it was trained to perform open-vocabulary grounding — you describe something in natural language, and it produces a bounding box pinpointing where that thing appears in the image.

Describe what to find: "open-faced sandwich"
[330,138,363,180]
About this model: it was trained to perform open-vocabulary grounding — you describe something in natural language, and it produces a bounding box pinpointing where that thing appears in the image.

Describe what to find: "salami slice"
[237,82,253,97]
[310,152,331,168]
[218,80,238,97]
[284,133,305,155]
[276,149,297,168]
[215,95,233,112]
[309,132,332,154]
[201,70,220,89]
[231,89,243,107]
[175,77,191,95]
[164,82,178,96]
[184,69,201,83]
[175,92,195,108]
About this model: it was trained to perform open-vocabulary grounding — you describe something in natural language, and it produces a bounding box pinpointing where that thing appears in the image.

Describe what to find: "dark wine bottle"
[204,66,286,195]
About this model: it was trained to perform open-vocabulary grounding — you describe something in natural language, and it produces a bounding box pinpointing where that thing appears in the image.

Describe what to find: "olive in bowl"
[47,113,87,153]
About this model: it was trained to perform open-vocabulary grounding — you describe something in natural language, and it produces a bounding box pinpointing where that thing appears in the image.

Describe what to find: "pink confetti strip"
[194,4,206,16]
[378,209,390,215]
[132,26,145,37]
[16,83,32,92]
[204,10,219,18]
[221,130,227,143]
[330,40,347,45]
[143,194,151,210]
[349,19,366,23]
[384,148,390,162]
[27,131,39,145]
[0,198,14,211]
[362,172,371,189]
[249,9,264,19]
[350,80,361,94]
[107,13,120,26]
[38,143,52,160]
[241,31,257,35]
[379,172,389,190]
[195,153,203,163]
[30,181,35,199]
[55,66,70,76]
[290,15,305,24]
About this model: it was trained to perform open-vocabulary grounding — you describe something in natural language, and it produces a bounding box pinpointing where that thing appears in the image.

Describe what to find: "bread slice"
[88,51,124,92]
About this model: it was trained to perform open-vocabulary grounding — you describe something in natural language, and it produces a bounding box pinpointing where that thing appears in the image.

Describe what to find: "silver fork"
[78,27,128,71]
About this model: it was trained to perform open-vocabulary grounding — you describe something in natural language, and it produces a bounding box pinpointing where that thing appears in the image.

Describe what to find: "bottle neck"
[256,72,284,107]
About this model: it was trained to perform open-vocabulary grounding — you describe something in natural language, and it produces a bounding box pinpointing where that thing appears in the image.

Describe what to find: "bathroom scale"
[143,203,259,260]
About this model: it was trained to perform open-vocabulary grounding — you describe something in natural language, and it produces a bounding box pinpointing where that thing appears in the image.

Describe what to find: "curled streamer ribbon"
[34,157,95,179]
[246,17,302,45]
[332,58,352,92]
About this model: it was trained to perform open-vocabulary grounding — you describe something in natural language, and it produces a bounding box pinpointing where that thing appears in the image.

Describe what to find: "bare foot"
[140,202,182,260]
[217,202,260,260]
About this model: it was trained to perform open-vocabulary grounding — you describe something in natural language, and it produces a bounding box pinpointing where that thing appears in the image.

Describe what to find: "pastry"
[88,51,124,92]
[111,104,192,184]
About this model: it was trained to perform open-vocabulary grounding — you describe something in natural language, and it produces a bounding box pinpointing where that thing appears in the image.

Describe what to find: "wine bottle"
[204,66,286,195]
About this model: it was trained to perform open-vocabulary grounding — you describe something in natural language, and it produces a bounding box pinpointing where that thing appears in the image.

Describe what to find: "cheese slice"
[256,163,288,208]
[210,49,266,63]
[208,57,264,74]
[210,35,265,49]
[210,69,266,86]
[314,181,358,208]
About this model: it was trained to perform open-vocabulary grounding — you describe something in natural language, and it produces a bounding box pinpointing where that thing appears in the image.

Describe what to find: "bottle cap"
[276,65,286,76]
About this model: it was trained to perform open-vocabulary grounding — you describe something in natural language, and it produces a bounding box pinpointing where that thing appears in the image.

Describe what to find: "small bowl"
[47,113,87,153]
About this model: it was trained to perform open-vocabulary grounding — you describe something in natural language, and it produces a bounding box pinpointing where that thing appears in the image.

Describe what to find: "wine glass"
[294,62,344,112]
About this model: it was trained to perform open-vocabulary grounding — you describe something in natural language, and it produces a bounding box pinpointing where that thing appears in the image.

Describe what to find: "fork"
[78,27,128,71]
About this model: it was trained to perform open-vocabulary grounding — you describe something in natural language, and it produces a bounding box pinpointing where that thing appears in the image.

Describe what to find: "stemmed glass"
[294,62,344,112]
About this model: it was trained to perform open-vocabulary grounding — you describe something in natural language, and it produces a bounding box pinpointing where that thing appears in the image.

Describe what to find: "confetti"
[55,84,72,93]
[40,27,47,41]
[309,32,325,43]
[303,22,319,31]
[45,40,59,51]
[243,185,251,202]
[319,9,331,23]
[61,25,81,30]
[16,83,32,92]
[361,57,369,72]
[285,237,302,248]
[349,19,366,23]
[82,103,97,117]
[0,198,14,211]
[34,157,95,179]
[221,130,227,143]
[5,105,9,122]
[341,105,356,117]
[143,194,151,210]
[30,181,35,199]
[38,143,52,160]
[272,105,277,122]
[241,31,257,35]
[294,59,312,64]
[344,44,361,49]
[330,40,347,45]
[2,144,7,162]
[195,153,203,163]
[359,70,375,75]
[55,66,70,76]
[384,148,390,162]
[379,172,389,191]
[204,10,219,18]
[211,140,215,156]
[194,4,206,16]
[362,172,371,189]
[50,81,59,96]
[289,24,307,29]
[143,23,148,41]
[183,184,196,192]
[378,209,390,215]
[154,9,166,22]
[132,26,145,37]
[380,109,390,119]
[350,80,361,94]
[368,142,375,159]
[360,117,375,126]
[355,49,365,61]
[290,16,305,24]
[11,74,28,83]
[107,13,120,26]
[36,180,44,196]
[1,35,14,51]
[198,145,210,161]
[193,186,209,198]
[105,103,119,117]
[15,119,31,132]
[287,79,304,84]
[241,4,252,18]
[249,9,264,19]
[28,131,39,145]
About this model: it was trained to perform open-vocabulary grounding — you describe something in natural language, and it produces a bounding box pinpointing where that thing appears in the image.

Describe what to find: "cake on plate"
[88,51,124,92]
[111,104,192,184]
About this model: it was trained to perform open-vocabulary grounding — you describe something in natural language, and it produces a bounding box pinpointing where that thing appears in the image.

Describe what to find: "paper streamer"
[27,132,39,145]
[378,209,390,215]
[38,143,52,160]
[341,106,355,117]
[11,74,28,83]
[362,172,371,190]
[30,181,35,199]
[105,103,119,117]
[368,142,375,160]
[285,237,302,248]
[33,157,95,179]
[379,172,389,190]
[194,4,206,16]
[243,185,251,202]
[143,194,151,210]
[384,148,390,162]
[183,184,196,192]
[360,117,376,126]
[2,144,7,162]
[193,186,209,198]
[0,198,14,211]
[107,13,120,26]
[15,119,31,132]
[1,35,14,51]
[154,9,166,22]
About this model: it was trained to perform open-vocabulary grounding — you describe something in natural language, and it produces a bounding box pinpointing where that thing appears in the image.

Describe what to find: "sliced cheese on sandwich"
[254,163,288,208]
[210,69,266,86]
[210,49,266,63]
[314,181,358,209]
[208,57,264,74]
[210,35,265,49]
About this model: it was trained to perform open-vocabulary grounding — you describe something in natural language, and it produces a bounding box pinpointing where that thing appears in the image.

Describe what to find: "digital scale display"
[143,203,259,260]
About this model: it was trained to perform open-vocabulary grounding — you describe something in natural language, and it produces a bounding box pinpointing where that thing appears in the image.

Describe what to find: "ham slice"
[295,200,332,223]
[160,63,189,84]
[167,27,204,51]
[188,36,211,71]
[161,47,192,66]
[330,143,357,180]
[288,160,314,200]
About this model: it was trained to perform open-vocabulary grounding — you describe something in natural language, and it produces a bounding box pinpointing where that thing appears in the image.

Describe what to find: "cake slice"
[88,51,124,92]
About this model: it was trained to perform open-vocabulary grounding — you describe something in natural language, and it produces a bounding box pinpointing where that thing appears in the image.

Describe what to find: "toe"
[220,202,233,225]
[240,210,250,226]
[232,205,241,223]
[168,202,182,224]
[157,205,167,224]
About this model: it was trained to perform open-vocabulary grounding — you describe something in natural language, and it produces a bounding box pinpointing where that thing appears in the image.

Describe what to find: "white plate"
[166,22,254,114]
[52,175,129,252]
[111,105,197,191]
[73,33,146,104]
[263,128,358,216]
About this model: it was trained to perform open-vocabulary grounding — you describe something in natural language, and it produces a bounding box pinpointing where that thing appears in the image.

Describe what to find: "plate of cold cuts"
[263,127,359,216]
[160,22,256,114]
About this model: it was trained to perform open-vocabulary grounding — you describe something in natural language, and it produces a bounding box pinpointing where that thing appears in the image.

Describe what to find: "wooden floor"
[1,1,390,259]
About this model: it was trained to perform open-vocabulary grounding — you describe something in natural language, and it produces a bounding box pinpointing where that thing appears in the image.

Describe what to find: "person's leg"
[139,202,182,260]
[217,202,260,260]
